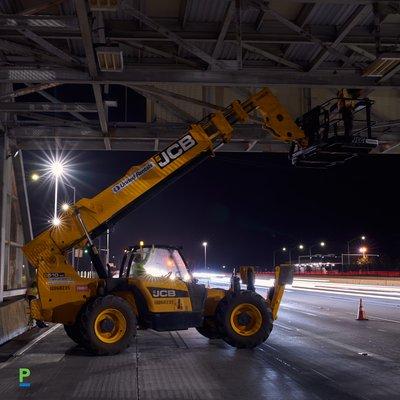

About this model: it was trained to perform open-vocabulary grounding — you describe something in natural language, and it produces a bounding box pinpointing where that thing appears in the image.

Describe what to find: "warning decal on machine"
[44,272,74,285]
[112,161,154,193]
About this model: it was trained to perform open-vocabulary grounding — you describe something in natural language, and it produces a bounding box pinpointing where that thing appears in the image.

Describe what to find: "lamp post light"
[202,242,208,269]
[272,246,287,268]
[347,235,366,266]
[31,168,78,265]
[52,217,61,226]
[359,246,368,256]
[50,161,64,223]
[289,244,304,267]
[31,173,39,182]
[309,241,326,263]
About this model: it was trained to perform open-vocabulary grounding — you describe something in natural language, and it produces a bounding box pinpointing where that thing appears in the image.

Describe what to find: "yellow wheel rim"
[230,303,262,336]
[94,308,127,344]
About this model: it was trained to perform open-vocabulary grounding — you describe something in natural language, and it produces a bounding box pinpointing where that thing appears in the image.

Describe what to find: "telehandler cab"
[23,87,377,355]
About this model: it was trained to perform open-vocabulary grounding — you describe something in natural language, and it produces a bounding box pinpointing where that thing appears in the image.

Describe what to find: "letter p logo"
[19,368,31,388]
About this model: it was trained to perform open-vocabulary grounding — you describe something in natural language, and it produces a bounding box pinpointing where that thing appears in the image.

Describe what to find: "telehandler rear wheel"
[217,291,273,349]
[80,295,137,356]
[196,316,222,339]
[64,322,87,347]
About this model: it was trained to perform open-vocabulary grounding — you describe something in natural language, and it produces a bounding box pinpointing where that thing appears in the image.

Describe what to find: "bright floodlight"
[202,242,208,247]
[282,247,287,251]
[61,203,70,211]
[359,246,367,254]
[31,173,40,181]
[139,240,144,247]
[320,241,326,247]
[52,217,61,226]
[298,244,304,250]
[361,235,366,240]
[51,161,64,177]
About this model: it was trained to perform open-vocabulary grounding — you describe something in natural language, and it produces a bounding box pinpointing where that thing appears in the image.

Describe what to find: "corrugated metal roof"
[1,1,388,72]
[285,3,374,64]
[309,3,361,26]
[325,44,370,63]
[286,43,320,62]
[185,0,227,23]
[0,0,23,13]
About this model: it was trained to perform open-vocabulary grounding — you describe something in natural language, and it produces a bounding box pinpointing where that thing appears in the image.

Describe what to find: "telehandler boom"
[23,87,376,355]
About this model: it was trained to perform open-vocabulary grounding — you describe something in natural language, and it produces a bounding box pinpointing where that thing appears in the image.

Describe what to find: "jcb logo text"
[154,134,197,168]
[152,289,176,298]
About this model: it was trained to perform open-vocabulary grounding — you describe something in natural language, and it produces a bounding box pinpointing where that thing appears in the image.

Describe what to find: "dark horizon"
[24,150,400,270]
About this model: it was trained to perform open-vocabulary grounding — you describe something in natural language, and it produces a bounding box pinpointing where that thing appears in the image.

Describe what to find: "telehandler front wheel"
[217,291,273,349]
[80,295,137,356]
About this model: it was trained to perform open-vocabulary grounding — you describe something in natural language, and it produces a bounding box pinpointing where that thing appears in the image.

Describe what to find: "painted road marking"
[0,324,61,370]
[281,305,317,317]
[274,322,393,363]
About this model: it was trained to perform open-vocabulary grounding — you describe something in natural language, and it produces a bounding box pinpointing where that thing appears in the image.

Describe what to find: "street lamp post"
[106,229,110,266]
[273,247,287,268]
[50,161,64,225]
[289,244,304,267]
[139,240,144,260]
[63,182,76,267]
[347,235,366,267]
[202,242,207,269]
[309,241,326,263]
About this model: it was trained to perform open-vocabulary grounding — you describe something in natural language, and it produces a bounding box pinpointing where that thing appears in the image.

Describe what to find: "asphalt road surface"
[0,286,399,400]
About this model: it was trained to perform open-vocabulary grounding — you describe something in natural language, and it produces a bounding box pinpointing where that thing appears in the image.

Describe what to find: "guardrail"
[257,270,400,278]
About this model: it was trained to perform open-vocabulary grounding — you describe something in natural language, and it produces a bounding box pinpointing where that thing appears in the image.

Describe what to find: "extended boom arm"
[23,87,305,282]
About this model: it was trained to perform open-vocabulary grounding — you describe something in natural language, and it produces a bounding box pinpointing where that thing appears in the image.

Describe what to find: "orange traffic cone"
[356,298,368,321]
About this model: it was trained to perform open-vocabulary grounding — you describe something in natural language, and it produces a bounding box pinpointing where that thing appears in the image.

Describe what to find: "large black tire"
[63,306,90,347]
[196,316,222,339]
[216,291,273,349]
[64,323,85,346]
[79,295,137,356]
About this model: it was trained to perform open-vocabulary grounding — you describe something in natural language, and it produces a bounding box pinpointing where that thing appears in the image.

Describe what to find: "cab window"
[129,247,182,279]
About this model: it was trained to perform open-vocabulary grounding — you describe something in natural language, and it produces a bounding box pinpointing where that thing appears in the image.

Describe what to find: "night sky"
[24,150,400,270]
